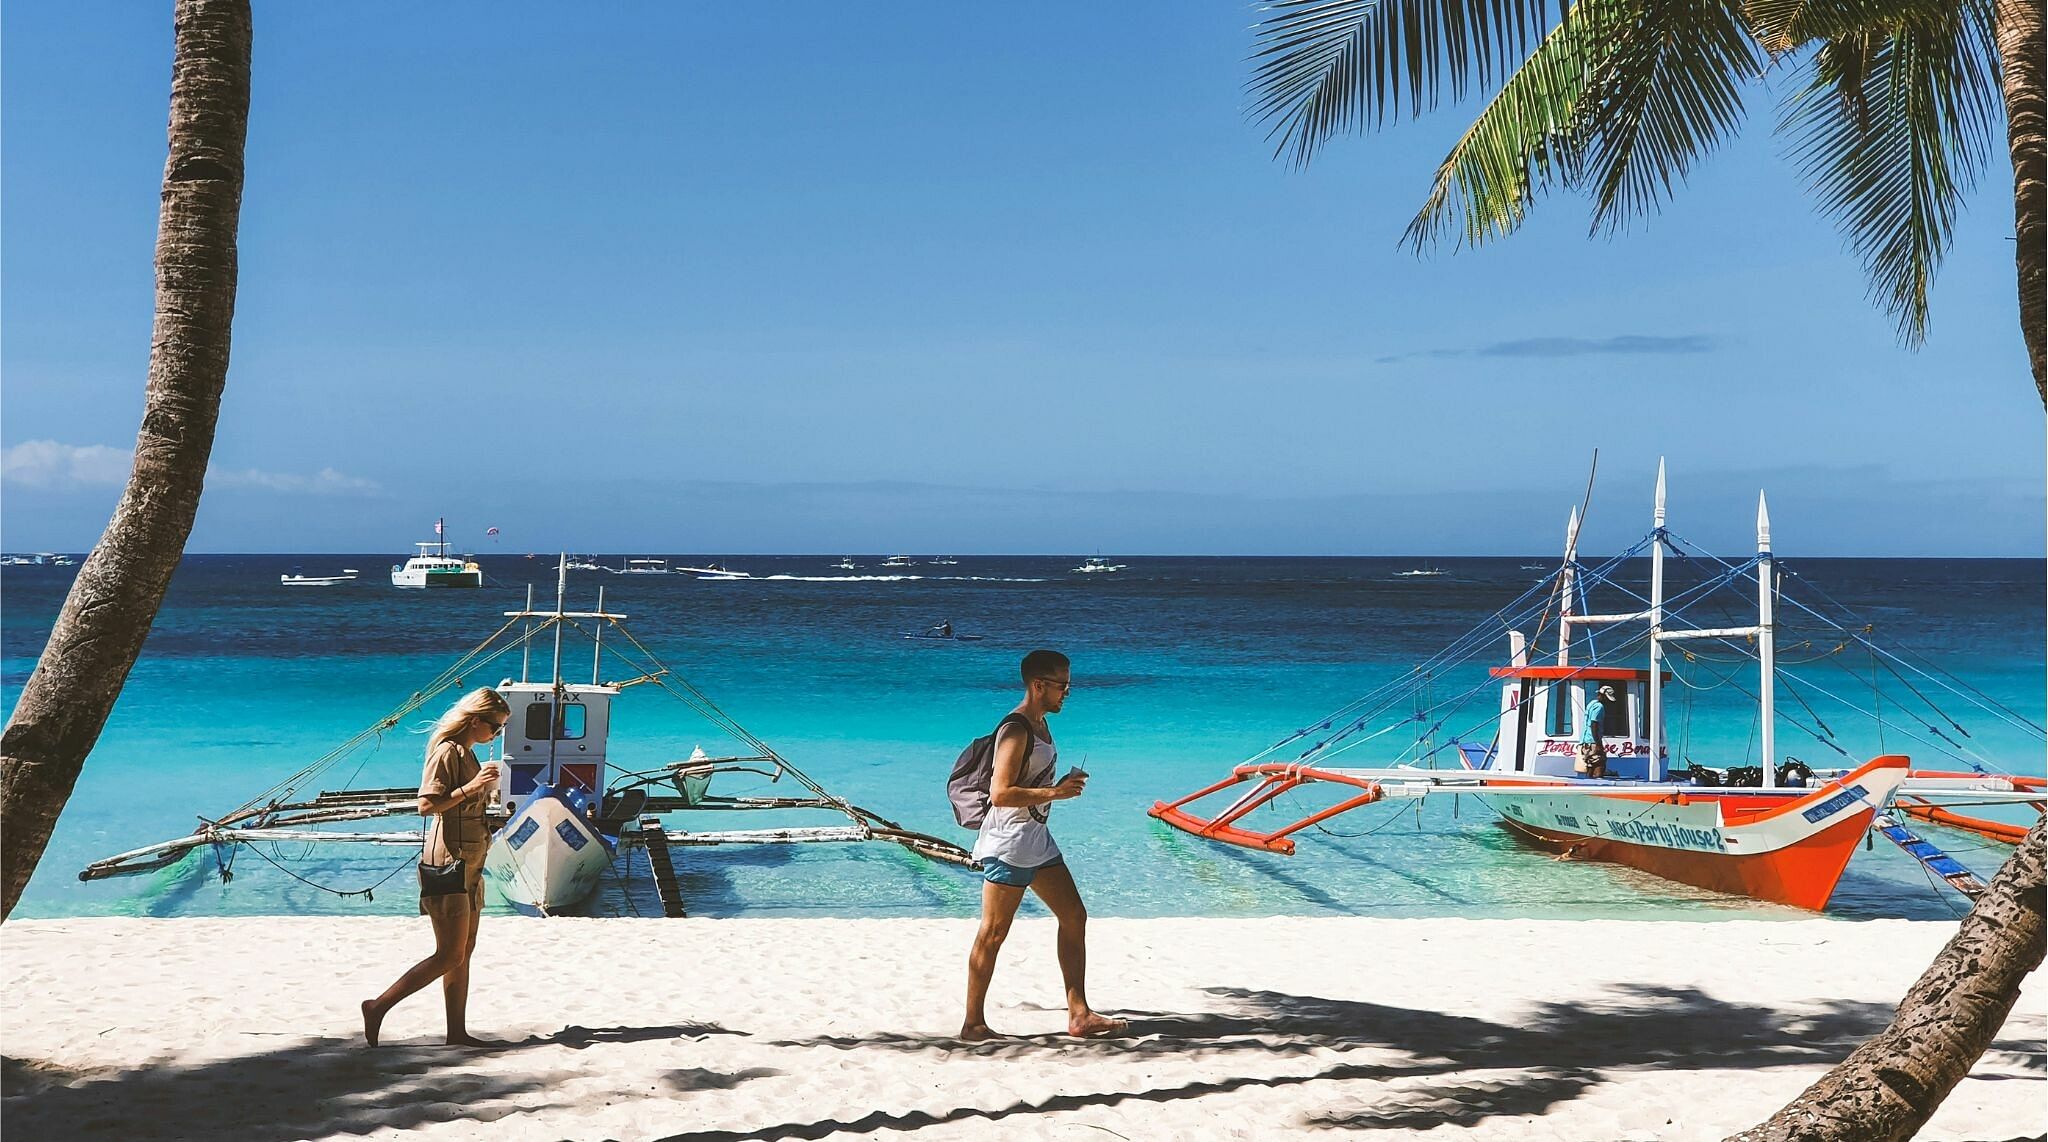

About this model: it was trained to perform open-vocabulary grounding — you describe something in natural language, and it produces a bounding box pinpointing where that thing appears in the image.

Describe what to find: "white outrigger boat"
[1153,464,2044,911]
[80,560,973,916]
[390,519,483,588]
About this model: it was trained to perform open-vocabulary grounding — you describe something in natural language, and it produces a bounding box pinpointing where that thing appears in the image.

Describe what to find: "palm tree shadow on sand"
[684,984,2041,1141]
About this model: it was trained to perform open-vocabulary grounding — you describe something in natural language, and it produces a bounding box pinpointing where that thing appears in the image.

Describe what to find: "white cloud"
[1,440,132,488]
[207,466,381,494]
[1,440,379,495]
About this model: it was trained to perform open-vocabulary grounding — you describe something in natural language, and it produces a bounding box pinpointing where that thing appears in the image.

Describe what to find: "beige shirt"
[420,740,488,865]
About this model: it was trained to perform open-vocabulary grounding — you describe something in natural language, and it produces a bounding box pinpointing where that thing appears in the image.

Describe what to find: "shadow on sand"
[0,1022,748,1142]
[5,989,2038,1140]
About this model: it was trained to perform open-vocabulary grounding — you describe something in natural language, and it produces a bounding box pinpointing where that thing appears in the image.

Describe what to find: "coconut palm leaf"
[1398,0,1615,246]
[1401,0,1760,247]
[1780,1,1998,342]
[1249,0,1567,166]
[1570,0,1761,233]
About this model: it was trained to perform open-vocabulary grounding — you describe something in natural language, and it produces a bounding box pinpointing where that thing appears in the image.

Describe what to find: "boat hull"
[1476,755,1911,910]
[392,570,483,588]
[483,788,613,915]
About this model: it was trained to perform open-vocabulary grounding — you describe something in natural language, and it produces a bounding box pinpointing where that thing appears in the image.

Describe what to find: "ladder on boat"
[1873,811,1988,899]
[637,817,688,918]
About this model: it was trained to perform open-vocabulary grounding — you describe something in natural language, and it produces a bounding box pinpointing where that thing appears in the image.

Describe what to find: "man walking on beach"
[961,649,1126,1040]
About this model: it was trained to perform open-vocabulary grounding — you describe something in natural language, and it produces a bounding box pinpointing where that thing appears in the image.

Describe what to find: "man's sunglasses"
[1031,677,1073,694]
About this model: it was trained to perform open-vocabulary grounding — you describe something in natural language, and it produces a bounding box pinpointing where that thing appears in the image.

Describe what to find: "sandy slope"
[1,916,2040,1141]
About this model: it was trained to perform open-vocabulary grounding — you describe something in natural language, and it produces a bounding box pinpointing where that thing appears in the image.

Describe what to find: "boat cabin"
[1479,665,1669,780]
[489,680,617,815]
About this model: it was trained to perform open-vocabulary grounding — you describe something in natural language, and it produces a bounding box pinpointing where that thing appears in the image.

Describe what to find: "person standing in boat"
[1578,684,1615,778]
[960,649,1126,1040]
[363,687,509,1048]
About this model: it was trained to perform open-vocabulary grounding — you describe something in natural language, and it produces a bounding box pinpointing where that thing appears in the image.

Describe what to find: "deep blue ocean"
[3,554,2041,922]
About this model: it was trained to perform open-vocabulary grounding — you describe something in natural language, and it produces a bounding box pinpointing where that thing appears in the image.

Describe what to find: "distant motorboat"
[677,563,750,580]
[391,519,483,588]
[281,567,358,587]
[904,631,985,641]
[1072,556,1126,574]
[565,556,606,572]
[1395,568,1449,578]
[614,559,672,575]
[832,557,858,571]
[927,556,959,565]
[880,555,916,568]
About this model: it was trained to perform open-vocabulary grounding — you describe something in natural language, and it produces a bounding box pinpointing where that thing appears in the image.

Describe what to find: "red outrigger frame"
[1896,770,2046,844]
[1148,763,1385,855]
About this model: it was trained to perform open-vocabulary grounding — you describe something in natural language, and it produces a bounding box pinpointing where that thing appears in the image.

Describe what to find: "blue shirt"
[1581,699,1606,745]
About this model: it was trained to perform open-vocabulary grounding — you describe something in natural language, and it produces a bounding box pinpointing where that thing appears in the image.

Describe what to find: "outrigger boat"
[1152,464,2044,911]
[80,560,973,916]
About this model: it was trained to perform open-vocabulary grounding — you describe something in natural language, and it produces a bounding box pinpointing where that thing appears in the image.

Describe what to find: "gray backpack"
[947,712,1036,830]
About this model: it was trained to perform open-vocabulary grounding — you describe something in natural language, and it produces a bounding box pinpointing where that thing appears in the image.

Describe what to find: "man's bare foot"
[446,1033,506,1049]
[362,1000,384,1048]
[1068,1011,1129,1039]
[958,1022,1006,1042]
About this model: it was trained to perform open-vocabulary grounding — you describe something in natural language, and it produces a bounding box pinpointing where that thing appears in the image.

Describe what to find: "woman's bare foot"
[1068,1011,1129,1039]
[362,1000,384,1048]
[958,1022,1006,1042]
[446,1033,506,1049]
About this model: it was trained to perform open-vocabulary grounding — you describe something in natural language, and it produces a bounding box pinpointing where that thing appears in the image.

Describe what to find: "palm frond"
[1400,0,1618,247]
[1249,0,1568,166]
[1403,0,1760,248]
[1780,2,1999,342]
[1573,0,1762,234]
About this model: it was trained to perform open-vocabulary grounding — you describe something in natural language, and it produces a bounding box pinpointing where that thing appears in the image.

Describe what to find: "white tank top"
[971,730,1062,868]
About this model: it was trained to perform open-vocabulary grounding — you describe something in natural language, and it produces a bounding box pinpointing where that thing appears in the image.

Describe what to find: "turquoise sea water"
[3,555,2041,922]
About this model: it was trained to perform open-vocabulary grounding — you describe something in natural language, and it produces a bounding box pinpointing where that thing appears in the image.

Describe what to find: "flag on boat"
[434,520,443,535]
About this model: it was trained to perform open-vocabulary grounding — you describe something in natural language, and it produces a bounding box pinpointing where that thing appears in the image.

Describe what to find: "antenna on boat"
[1648,460,1667,781]
[1757,492,1777,788]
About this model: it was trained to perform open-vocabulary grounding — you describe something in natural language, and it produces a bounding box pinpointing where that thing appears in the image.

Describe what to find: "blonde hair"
[428,687,510,756]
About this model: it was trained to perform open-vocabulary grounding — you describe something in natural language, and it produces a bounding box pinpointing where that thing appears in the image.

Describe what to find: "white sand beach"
[1,916,2040,1141]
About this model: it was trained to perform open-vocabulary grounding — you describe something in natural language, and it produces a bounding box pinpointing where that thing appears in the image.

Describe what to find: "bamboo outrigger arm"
[1149,763,1389,855]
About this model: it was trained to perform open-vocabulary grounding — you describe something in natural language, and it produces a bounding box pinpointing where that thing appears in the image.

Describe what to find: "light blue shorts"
[980,856,1064,887]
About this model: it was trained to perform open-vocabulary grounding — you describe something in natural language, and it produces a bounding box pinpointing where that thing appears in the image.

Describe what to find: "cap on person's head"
[1598,684,1617,699]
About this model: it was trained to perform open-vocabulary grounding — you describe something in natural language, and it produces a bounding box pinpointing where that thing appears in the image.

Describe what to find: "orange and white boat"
[1152,463,2043,911]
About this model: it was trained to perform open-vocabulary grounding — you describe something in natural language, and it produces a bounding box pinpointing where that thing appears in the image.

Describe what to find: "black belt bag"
[419,799,471,897]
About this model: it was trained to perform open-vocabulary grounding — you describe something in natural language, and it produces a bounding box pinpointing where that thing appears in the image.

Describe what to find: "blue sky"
[4,2,2041,556]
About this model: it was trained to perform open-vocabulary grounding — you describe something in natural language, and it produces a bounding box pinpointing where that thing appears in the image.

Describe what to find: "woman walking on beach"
[362,687,508,1047]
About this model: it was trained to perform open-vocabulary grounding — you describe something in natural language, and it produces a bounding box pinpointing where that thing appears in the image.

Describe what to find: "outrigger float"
[80,560,973,916]
[1152,463,2044,911]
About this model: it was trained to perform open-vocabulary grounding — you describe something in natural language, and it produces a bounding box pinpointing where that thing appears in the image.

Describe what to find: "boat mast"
[593,582,605,685]
[1648,461,1667,782]
[1556,508,1581,666]
[521,583,534,682]
[437,517,448,559]
[548,554,566,775]
[1757,493,1776,789]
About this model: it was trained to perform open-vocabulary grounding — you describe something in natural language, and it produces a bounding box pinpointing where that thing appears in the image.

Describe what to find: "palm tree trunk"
[0,0,252,920]
[1996,0,2045,404]
[1728,815,2046,1141]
